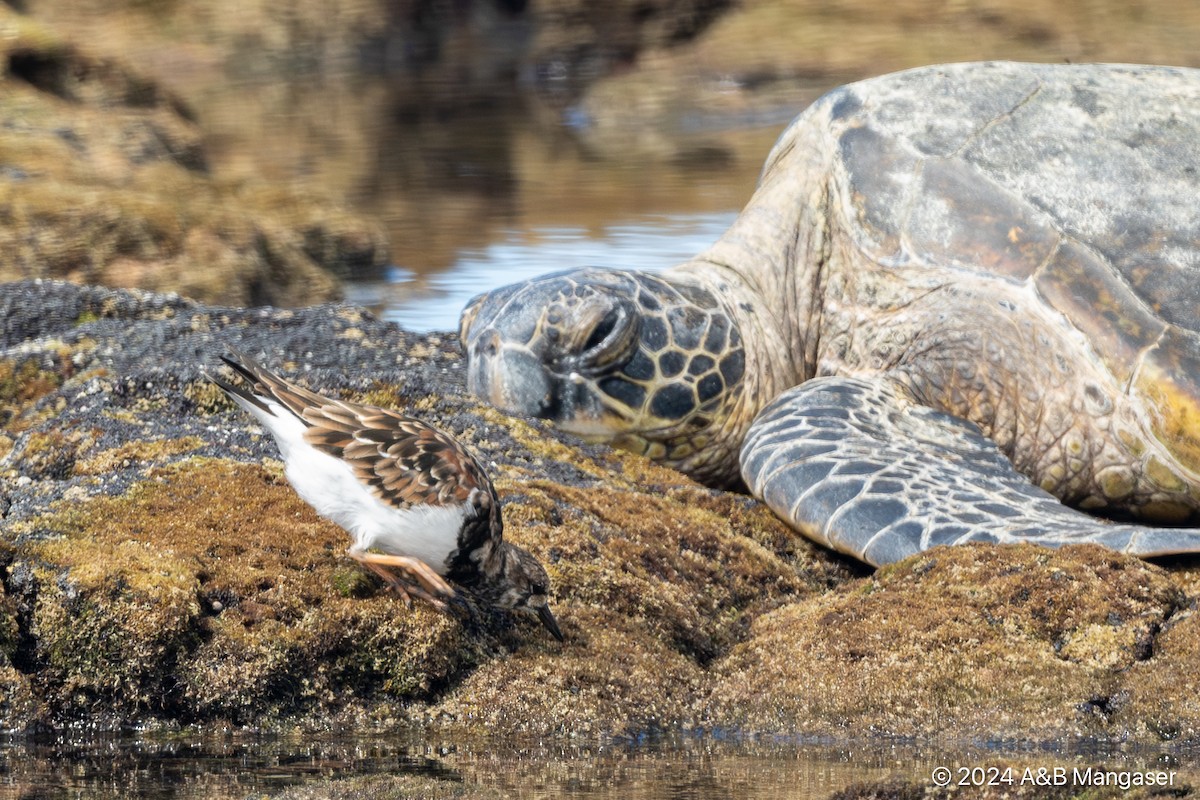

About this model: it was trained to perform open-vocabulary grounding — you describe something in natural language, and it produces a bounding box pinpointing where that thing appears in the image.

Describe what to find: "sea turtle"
[459,61,1200,566]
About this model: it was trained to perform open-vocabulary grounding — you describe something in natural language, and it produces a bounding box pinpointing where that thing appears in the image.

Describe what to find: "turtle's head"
[460,267,746,485]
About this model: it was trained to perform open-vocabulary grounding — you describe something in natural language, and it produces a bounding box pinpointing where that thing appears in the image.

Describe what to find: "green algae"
[267,773,506,800]
[500,478,812,662]
[406,465,834,738]
[477,404,622,484]
[0,357,63,431]
[6,459,481,726]
[706,543,1186,740]
[72,435,205,476]
[16,428,98,480]
[0,341,103,436]
[431,606,706,738]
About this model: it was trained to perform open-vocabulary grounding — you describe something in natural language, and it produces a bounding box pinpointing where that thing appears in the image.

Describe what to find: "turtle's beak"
[537,604,564,642]
[466,338,556,418]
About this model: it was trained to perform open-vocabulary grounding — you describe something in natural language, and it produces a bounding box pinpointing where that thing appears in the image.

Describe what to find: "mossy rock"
[1117,601,1200,742]
[6,281,1200,744]
[265,773,506,800]
[6,460,487,726]
[0,356,64,432]
[706,544,1186,740]
[2,450,828,732]
[0,281,850,733]
[0,6,387,306]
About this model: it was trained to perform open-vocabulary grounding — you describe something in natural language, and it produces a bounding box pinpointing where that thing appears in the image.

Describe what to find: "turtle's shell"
[789,62,1200,471]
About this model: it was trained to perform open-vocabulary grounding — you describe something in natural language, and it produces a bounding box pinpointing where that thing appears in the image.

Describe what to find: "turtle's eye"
[579,305,638,369]
[584,308,620,351]
[459,291,487,344]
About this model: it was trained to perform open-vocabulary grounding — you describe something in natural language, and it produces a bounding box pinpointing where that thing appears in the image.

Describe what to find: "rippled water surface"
[2,733,1190,799]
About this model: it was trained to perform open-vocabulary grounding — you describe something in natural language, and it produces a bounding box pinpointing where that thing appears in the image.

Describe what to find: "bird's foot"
[350,552,455,612]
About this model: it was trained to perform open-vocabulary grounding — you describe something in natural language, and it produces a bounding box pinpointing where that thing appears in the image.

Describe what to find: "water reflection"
[346,211,737,331]
[343,98,788,332]
[0,732,1191,800]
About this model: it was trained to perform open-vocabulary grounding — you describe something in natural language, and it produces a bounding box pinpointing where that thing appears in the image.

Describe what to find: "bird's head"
[483,543,564,641]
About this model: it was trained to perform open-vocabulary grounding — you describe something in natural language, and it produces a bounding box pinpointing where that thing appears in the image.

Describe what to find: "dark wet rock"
[5,279,1200,743]
[0,279,837,733]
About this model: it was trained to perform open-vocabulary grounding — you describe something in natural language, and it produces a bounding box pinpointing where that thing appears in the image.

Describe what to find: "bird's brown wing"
[303,401,502,552]
[302,402,487,504]
[218,349,501,549]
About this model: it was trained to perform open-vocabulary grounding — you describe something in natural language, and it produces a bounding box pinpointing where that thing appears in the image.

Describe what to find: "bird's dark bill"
[538,605,564,642]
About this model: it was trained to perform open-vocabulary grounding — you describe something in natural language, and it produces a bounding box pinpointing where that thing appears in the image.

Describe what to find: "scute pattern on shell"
[817,62,1200,511]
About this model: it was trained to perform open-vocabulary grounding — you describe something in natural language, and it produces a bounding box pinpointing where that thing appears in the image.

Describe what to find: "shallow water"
[1,732,1191,799]
[339,114,785,332]
[342,211,739,332]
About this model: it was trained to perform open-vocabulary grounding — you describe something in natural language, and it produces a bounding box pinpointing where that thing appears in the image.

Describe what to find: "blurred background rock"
[4,0,1200,320]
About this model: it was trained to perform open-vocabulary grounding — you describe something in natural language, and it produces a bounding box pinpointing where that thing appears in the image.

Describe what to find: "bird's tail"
[207,348,327,420]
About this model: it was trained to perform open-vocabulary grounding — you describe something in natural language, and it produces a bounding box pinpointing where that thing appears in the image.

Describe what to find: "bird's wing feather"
[215,350,501,551]
[302,403,484,504]
[301,401,502,552]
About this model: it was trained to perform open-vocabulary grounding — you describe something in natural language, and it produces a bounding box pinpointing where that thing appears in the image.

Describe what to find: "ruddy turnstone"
[207,349,563,641]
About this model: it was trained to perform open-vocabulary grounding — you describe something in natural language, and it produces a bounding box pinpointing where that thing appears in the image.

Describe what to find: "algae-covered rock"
[0,7,385,306]
[266,774,505,800]
[1116,598,1200,742]
[706,544,1186,740]
[3,279,1200,744]
[13,460,481,726]
[0,280,844,733]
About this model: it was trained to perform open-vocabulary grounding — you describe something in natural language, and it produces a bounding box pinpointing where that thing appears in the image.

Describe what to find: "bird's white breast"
[240,396,466,574]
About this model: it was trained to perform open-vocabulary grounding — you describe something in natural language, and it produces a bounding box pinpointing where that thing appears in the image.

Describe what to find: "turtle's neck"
[661,123,835,479]
[679,257,796,470]
[670,162,829,416]
[685,257,818,397]
[677,101,837,393]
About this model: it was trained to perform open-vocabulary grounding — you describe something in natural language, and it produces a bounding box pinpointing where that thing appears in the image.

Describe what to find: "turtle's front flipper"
[740,376,1200,566]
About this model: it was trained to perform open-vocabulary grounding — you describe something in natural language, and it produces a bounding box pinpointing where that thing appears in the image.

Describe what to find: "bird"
[206,348,563,642]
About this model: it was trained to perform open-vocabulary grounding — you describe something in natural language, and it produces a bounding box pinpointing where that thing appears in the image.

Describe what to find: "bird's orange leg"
[349,552,455,611]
